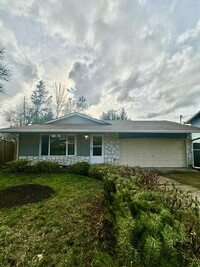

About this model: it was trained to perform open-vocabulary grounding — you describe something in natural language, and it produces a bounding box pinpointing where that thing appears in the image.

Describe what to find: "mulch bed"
[0,184,55,208]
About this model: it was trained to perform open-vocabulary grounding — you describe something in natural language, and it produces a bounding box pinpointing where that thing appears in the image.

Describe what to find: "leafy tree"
[30,80,53,124]
[0,46,11,93]
[119,107,128,121]
[101,108,129,120]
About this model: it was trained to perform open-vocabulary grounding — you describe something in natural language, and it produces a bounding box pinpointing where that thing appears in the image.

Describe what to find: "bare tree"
[63,95,91,115]
[63,97,76,115]
[0,46,11,93]
[3,96,32,126]
[52,82,68,118]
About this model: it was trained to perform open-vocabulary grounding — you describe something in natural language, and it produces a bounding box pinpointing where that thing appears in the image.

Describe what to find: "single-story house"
[1,112,200,168]
[185,111,200,168]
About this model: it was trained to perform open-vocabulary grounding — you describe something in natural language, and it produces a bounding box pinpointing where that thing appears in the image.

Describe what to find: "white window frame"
[40,134,77,156]
[90,134,104,164]
[193,141,200,168]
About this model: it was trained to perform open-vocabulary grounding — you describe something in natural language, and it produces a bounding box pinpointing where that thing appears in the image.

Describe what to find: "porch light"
[84,135,89,139]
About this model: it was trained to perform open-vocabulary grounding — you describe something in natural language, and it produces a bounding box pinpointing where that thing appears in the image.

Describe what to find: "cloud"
[0,0,34,17]
[68,60,103,103]
[177,19,200,43]
[0,0,200,126]
[138,0,147,7]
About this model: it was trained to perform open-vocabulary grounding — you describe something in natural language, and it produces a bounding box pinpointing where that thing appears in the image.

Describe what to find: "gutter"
[1,129,200,133]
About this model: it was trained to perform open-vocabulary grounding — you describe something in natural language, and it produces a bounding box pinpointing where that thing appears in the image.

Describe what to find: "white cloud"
[177,19,200,43]
[0,0,200,125]
[0,0,34,16]
[138,0,147,7]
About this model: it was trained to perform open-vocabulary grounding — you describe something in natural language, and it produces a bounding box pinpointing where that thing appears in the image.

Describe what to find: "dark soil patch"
[86,197,115,252]
[0,184,55,208]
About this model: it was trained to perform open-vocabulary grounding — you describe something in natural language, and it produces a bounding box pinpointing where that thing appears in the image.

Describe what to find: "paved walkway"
[158,175,200,202]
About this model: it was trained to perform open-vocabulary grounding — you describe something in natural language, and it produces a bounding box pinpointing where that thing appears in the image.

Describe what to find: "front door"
[90,135,104,164]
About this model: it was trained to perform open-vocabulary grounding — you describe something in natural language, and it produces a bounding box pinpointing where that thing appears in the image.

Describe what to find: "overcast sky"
[0,0,200,127]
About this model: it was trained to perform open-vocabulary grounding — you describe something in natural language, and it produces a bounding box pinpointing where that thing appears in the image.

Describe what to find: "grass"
[159,170,200,190]
[0,171,115,266]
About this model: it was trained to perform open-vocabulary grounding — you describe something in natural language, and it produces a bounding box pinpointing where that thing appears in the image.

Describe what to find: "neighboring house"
[186,112,200,168]
[0,112,200,168]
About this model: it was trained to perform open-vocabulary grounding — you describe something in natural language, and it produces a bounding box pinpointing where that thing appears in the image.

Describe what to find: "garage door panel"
[119,139,186,167]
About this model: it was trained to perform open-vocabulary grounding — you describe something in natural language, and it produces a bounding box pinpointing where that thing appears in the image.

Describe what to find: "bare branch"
[52,82,68,117]
[0,46,12,93]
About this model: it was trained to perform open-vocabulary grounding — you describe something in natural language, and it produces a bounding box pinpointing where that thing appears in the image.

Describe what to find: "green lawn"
[0,172,115,266]
[159,170,200,190]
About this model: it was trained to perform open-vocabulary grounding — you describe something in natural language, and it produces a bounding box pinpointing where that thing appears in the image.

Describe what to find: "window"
[50,135,66,155]
[41,134,76,156]
[41,135,49,155]
[68,136,75,155]
[193,142,200,167]
[92,136,102,156]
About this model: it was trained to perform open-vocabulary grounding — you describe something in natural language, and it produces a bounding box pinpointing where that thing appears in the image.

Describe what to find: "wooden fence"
[0,140,17,165]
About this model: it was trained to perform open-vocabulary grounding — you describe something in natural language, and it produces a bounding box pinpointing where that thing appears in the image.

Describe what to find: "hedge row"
[3,160,113,176]
[96,164,200,266]
[3,159,60,174]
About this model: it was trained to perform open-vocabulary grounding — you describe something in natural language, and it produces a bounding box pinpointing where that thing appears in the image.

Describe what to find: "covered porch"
[18,132,119,165]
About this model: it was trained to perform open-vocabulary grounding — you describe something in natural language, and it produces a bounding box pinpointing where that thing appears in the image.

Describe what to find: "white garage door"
[120,138,186,167]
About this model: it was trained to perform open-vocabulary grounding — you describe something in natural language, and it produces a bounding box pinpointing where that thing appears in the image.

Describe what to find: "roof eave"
[0,129,199,133]
[185,111,200,124]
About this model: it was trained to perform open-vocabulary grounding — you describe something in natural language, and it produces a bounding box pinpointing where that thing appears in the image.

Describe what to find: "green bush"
[4,159,30,173]
[3,160,60,174]
[102,167,200,266]
[70,162,90,176]
[88,163,114,180]
[89,163,137,181]
[32,161,60,174]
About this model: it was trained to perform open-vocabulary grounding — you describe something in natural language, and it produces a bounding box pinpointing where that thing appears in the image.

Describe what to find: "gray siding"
[19,133,90,157]
[52,115,101,125]
[77,134,90,156]
[190,117,200,127]
[119,133,187,139]
[19,133,40,156]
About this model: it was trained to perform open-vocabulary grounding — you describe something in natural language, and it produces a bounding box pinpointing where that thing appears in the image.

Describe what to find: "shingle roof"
[185,111,200,124]
[1,120,200,133]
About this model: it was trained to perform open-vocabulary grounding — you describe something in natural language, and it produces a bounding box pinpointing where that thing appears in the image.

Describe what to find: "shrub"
[102,167,200,266]
[135,168,159,191]
[116,165,136,179]
[32,161,60,174]
[88,164,114,180]
[70,162,90,176]
[4,159,30,173]
[89,164,137,181]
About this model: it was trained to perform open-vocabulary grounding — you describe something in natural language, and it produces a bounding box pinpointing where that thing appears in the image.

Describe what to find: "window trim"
[40,134,77,156]
[193,141,200,168]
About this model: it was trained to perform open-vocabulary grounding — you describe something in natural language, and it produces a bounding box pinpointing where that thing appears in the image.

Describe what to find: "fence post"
[0,140,14,165]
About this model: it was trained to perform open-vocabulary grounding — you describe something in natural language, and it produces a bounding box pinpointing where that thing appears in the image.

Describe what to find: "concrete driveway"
[157,169,200,202]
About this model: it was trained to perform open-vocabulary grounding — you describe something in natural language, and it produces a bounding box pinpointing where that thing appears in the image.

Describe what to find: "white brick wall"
[19,155,90,165]
[104,133,120,164]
